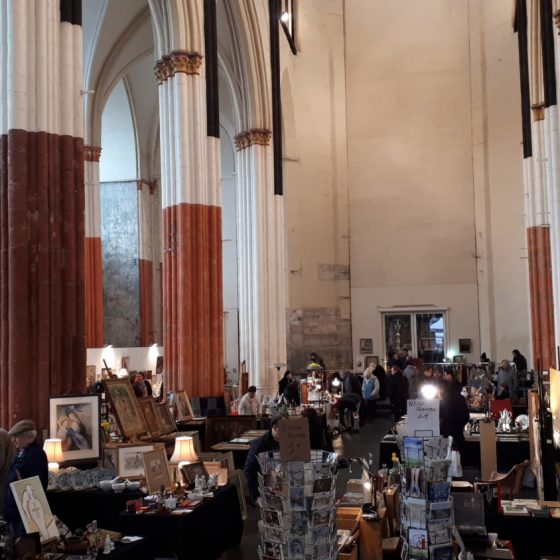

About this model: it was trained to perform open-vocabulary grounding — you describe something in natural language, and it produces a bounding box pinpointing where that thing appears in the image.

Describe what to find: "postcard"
[263,509,283,527]
[408,527,428,558]
[313,477,333,494]
[403,437,424,468]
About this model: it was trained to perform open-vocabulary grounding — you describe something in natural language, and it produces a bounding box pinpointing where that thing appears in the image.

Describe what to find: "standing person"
[373,364,388,401]
[4,420,48,536]
[282,380,301,407]
[238,385,260,415]
[362,368,380,418]
[0,429,15,516]
[512,349,527,373]
[403,359,418,399]
[307,352,325,370]
[337,393,362,431]
[244,414,285,505]
[278,370,293,396]
[440,379,469,457]
[497,359,517,399]
[343,371,365,426]
[388,366,409,421]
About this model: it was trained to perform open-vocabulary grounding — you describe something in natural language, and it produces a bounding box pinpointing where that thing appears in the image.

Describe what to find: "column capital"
[234,128,272,151]
[170,51,203,75]
[84,146,102,162]
[154,56,173,85]
[136,179,158,195]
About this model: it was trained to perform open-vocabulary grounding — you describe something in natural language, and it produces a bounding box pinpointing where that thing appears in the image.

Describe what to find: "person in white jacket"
[238,386,260,415]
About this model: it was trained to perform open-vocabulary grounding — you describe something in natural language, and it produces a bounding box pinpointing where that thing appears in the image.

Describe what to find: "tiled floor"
[219,412,395,559]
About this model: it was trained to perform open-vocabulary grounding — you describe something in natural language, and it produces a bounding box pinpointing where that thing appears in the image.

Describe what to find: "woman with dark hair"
[278,370,293,396]
[440,379,469,455]
[282,380,301,407]
[388,366,409,421]
[373,365,388,401]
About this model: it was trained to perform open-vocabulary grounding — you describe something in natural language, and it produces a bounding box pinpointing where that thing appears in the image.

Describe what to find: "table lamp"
[170,436,198,469]
[43,438,64,472]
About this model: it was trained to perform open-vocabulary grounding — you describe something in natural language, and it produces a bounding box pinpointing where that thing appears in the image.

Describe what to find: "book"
[502,503,529,516]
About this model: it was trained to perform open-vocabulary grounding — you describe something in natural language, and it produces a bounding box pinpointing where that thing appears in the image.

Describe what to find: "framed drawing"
[86,364,97,383]
[142,447,172,493]
[103,446,118,470]
[155,356,164,374]
[138,397,161,438]
[116,443,157,479]
[181,461,209,488]
[175,390,194,421]
[228,470,248,520]
[121,356,130,372]
[49,394,101,463]
[360,338,373,354]
[10,476,60,543]
[103,378,148,440]
[364,356,379,368]
[197,451,235,475]
[154,403,176,436]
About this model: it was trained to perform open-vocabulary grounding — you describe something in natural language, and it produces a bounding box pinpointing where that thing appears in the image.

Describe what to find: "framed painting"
[197,451,235,475]
[205,416,257,448]
[142,447,172,493]
[155,356,164,374]
[175,389,194,421]
[116,443,158,479]
[360,338,373,354]
[103,378,148,440]
[458,338,472,354]
[86,364,97,384]
[49,394,101,463]
[138,397,161,438]
[364,356,379,368]
[228,470,248,520]
[203,462,228,485]
[154,403,176,436]
[11,476,60,543]
[181,461,209,488]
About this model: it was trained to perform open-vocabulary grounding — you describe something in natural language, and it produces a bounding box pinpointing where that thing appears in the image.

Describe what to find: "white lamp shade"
[43,438,64,463]
[170,436,198,464]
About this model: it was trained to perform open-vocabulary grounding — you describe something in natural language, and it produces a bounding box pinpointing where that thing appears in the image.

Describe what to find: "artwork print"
[10,476,59,543]
[103,378,148,439]
[49,395,100,462]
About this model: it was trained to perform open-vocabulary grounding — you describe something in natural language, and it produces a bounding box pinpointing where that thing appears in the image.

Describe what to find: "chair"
[475,459,529,500]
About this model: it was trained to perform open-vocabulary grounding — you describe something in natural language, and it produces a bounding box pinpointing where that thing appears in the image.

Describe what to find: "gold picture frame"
[175,389,194,421]
[103,378,148,440]
[138,397,161,438]
[154,403,176,436]
[142,447,172,493]
[197,451,235,475]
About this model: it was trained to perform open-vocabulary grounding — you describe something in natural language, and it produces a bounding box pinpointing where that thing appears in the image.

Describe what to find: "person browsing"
[238,386,260,415]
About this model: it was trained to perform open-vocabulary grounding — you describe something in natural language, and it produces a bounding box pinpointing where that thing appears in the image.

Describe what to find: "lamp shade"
[43,439,64,463]
[170,436,198,464]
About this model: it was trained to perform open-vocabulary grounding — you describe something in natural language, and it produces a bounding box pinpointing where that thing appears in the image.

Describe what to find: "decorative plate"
[515,414,529,430]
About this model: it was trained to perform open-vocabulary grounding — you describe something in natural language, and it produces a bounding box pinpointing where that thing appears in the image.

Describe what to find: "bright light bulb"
[420,384,438,400]
[280,11,290,23]
[363,480,372,491]
[446,350,454,360]
[332,378,341,387]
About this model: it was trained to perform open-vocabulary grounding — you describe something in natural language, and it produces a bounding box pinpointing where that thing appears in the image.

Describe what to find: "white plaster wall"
[100,80,137,182]
[345,0,529,364]
[86,345,163,375]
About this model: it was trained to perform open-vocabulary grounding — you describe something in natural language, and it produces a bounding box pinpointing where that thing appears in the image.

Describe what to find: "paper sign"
[279,416,311,462]
[405,399,440,437]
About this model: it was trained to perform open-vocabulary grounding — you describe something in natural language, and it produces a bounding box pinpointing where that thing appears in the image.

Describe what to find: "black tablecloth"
[119,484,243,560]
[47,488,146,531]
[485,513,560,560]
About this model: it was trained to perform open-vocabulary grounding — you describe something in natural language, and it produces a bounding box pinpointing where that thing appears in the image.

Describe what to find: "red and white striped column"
[85,145,103,348]
[0,0,85,426]
[150,0,223,397]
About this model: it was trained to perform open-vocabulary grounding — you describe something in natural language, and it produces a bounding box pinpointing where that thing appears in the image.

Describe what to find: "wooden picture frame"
[154,403,176,436]
[175,389,194,421]
[203,462,228,485]
[205,415,257,448]
[360,338,373,354]
[138,397,161,438]
[142,447,172,493]
[228,470,248,520]
[115,443,159,479]
[364,356,379,368]
[103,377,148,440]
[458,338,472,354]
[180,461,209,488]
[48,394,101,463]
[197,451,235,476]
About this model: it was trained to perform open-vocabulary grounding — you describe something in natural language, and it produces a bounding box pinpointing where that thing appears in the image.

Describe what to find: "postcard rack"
[256,450,338,559]
[395,436,455,559]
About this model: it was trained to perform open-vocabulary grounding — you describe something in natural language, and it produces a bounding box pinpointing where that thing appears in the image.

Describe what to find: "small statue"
[194,474,206,492]
[103,534,115,554]
[207,473,219,490]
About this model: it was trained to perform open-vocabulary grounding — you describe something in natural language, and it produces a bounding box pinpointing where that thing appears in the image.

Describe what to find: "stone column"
[85,145,103,348]
[234,129,287,392]
[0,0,85,426]
[150,0,223,397]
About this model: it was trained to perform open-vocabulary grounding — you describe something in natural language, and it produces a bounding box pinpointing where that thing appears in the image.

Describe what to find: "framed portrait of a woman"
[49,395,100,463]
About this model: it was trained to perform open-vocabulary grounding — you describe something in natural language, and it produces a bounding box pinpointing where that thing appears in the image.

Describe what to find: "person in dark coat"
[388,366,409,421]
[282,380,301,407]
[337,392,362,431]
[439,381,469,455]
[301,407,333,451]
[244,415,284,505]
[4,419,48,536]
[278,370,293,396]
[373,365,388,401]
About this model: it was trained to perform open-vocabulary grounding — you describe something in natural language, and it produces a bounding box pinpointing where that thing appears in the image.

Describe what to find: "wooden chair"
[475,459,529,500]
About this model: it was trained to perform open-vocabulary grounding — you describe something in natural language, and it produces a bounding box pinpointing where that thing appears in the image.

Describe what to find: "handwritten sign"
[279,416,311,462]
[404,399,440,437]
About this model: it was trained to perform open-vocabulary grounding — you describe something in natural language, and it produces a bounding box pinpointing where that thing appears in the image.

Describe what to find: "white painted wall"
[343,0,528,364]
[86,345,163,376]
[100,80,137,182]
